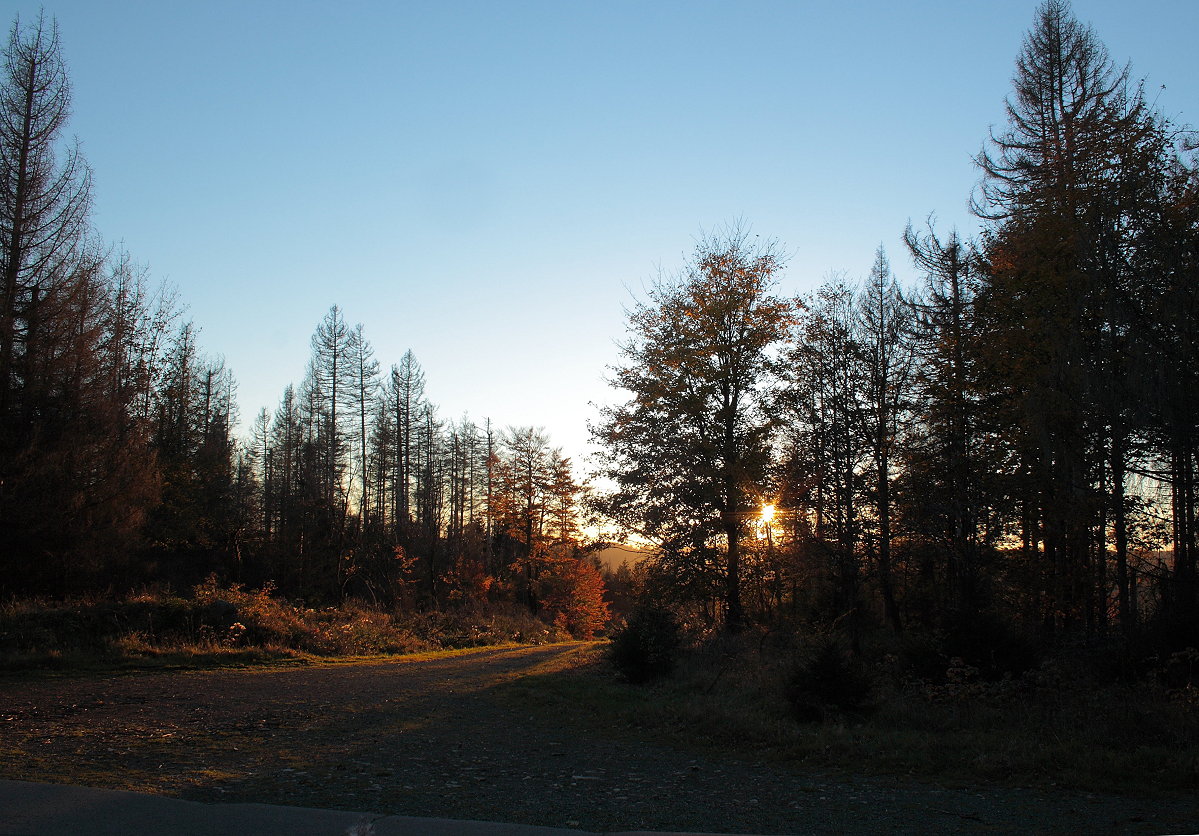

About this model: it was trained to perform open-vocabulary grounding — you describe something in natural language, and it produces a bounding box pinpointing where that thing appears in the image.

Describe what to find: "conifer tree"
[973,0,1167,631]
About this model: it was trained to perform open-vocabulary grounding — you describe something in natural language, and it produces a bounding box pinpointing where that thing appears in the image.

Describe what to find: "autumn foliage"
[540,555,610,640]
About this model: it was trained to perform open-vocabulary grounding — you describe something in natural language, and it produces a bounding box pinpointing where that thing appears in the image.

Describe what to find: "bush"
[897,632,950,683]
[0,579,581,669]
[942,612,1038,680]
[609,603,681,683]
[784,635,873,721]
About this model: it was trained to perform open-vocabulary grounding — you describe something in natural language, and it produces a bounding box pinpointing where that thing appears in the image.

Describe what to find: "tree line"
[0,12,605,637]
[594,1,1197,648]
[3,3,1195,651]
[240,306,605,636]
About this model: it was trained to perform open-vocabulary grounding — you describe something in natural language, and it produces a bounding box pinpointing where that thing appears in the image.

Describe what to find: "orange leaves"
[539,555,611,640]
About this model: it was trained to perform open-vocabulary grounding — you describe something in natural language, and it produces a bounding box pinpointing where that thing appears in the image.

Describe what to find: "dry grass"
[503,635,1199,797]
[0,577,570,672]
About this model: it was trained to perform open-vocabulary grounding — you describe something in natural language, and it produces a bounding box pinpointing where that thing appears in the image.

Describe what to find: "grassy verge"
[499,638,1199,798]
[0,578,571,674]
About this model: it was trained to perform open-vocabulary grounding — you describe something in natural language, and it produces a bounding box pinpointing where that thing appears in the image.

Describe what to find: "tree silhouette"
[593,227,797,631]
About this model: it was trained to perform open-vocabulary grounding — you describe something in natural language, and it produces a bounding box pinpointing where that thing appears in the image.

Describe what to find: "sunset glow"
[0,4,1195,829]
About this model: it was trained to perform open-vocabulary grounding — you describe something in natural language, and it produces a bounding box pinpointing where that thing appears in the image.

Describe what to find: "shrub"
[609,603,681,683]
[942,612,1038,680]
[784,635,874,721]
[897,632,950,683]
[1,579,588,670]
[539,556,611,639]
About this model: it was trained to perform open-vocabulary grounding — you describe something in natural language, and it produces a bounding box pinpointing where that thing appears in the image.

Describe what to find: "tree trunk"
[724,514,743,632]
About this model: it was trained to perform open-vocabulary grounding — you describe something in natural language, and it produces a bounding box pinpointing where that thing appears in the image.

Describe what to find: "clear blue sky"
[5,1,1196,466]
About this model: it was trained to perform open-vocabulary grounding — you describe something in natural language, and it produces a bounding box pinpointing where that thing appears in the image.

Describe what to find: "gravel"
[0,645,1193,834]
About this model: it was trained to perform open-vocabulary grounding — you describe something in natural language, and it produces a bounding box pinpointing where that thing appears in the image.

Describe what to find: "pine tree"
[902,221,989,616]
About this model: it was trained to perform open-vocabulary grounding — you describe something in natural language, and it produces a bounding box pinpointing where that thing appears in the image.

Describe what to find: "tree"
[346,322,379,528]
[856,247,914,632]
[146,323,238,573]
[100,250,178,430]
[307,305,352,516]
[409,400,444,602]
[265,383,305,586]
[779,280,869,629]
[385,350,425,533]
[497,425,553,613]
[1145,152,1199,623]
[540,554,610,639]
[972,0,1138,224]
[0,13,157,593]
[972,0,1168,632]
[593,227,797,631]
[248,406,271,540]
[901,221,991,619]
[0,12,90,415]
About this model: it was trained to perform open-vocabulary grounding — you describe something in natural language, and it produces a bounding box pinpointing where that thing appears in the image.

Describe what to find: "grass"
[0,577,572,674]
[8,580,1195,798]
[499,635,1199,797]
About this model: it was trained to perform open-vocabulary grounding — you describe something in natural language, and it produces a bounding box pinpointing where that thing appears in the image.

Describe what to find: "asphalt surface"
[0,779,743,836]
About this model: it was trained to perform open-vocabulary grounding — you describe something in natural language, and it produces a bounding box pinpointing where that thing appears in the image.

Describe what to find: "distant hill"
[594,545,647,572]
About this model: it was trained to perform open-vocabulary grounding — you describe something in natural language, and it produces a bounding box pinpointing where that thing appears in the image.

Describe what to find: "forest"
[0,1,1196,677]
[0,11,607,642]
[597,1,1197,661]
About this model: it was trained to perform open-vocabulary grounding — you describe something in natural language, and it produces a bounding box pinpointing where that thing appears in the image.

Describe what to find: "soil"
[0,644,1193,835]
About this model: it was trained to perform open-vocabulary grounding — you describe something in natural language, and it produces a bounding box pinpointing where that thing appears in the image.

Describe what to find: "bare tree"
[0,12,91,414]
[386,350,425,532]
[346,322,379,528]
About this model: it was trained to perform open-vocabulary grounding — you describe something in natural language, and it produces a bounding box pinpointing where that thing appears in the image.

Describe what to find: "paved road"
[0,778,741,836]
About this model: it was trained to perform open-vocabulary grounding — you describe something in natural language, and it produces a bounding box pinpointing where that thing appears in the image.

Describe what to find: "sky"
[3,0,1196,469]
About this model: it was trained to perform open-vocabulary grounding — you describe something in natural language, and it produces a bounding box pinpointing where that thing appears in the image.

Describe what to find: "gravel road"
[0,644,1193,834]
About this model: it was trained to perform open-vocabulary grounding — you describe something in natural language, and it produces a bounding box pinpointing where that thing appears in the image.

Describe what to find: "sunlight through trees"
[0,3,1194,658]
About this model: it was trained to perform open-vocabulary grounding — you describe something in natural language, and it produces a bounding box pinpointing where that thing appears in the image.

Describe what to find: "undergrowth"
[0,576,571,671]
[608,603,681,683]
[512,628,1199,796]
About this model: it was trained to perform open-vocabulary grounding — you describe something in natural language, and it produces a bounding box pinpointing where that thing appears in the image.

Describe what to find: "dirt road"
[0,644,1192,834]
